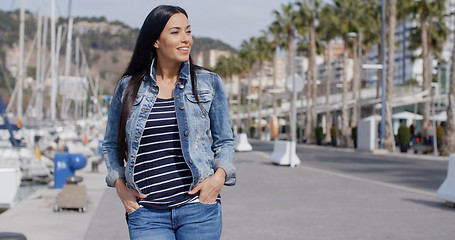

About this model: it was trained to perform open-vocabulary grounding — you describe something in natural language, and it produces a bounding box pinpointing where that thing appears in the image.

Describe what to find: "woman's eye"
[186,30,192,34]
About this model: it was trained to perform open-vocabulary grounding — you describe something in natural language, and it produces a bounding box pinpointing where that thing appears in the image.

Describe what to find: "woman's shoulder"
[114,75,133,92]
[119,75,132,86]
[194,66,221,82]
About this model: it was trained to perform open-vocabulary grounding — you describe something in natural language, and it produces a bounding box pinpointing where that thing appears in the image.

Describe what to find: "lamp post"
[286,73,304,167]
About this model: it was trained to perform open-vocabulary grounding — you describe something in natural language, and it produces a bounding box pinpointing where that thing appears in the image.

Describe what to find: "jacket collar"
[148,59,190,85]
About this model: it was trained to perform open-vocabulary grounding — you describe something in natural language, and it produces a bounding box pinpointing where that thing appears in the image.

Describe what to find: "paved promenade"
[1,143,454,239]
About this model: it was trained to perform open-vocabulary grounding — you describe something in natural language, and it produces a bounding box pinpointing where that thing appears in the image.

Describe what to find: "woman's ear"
[154,41,159,48]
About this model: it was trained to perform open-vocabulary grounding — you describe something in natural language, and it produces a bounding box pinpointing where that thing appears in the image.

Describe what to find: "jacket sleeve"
[209,74,236,186]
[103,78,127,187]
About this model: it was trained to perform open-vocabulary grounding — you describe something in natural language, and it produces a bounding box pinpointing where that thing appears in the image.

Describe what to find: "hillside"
[0,9,236,96]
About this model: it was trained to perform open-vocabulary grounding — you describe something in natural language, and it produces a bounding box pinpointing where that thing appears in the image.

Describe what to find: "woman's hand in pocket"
[114,178,146,213]
[188,168,226,203]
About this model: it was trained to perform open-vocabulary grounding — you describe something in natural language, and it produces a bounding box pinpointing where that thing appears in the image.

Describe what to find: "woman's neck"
[154,59,182,99]
[155,60,181,84]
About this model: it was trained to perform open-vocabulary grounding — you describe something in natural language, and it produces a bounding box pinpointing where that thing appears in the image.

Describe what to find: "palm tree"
[296,38,311,143]
[408,0,448,139]
[445,26,455,154]
[214,55,244,131]
[239,38,258,137]
[384,0,398,150]
[268,22,286,116]
[251,35,274,138]
[296,0,321,144]
[272,3,299,139]
[318,3,340,144]
[332,0,364,146]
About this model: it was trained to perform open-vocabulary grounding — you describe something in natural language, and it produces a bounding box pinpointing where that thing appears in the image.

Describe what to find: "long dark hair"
[117,5,202,165]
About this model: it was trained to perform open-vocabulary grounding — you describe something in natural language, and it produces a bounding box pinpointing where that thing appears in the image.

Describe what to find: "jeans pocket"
[198,201,218,206]
[127,206,142,217]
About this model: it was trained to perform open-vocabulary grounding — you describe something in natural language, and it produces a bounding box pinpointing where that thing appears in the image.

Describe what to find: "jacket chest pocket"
[184,92,213,119]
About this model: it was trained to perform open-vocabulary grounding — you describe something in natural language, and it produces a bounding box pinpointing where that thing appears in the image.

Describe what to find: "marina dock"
[1,141,455,239]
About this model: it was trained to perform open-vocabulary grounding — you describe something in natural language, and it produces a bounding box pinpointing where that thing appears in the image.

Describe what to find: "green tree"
[384,0,398,150]
[252,35,274,137]
[268,22,286,116]
[445,37,455,154]
[214,55,244,132]
[272,3,299,139]
[317,3,340,144]
[239,38,258,137]
[295,0,323,144]
[407,0,449,138]
[332,0,362,146]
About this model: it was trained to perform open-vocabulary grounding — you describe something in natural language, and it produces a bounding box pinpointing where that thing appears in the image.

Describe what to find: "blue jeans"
[126,202,222,240]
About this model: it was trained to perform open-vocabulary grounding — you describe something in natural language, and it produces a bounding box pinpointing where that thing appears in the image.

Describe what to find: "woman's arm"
[103,77,128,187]
[208,73,236,185]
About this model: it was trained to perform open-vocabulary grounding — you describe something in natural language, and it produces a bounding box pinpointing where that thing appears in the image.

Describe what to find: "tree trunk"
[273,51,278,115]
[444,18,455,155]
[421,14,431,138]
[228,76,234,126]
[310,16,318,143]
[237,75,242,134]
[247,71,253,137]
[304,53,313,143]
[351,38,359,128]
[323,42,333,143]
[256,63,264,138]
[377,43,382,99]
[385,0,397,150]
[288,29,295,140]
[341,45,349,147]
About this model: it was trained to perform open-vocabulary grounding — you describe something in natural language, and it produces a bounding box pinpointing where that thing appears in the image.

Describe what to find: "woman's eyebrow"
[169,25,191,30]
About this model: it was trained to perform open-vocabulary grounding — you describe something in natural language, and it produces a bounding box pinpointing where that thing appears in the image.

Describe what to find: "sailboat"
[0,92,22,209]
[0,0,105,209]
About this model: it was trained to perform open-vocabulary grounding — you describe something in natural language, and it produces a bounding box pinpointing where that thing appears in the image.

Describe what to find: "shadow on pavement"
[402,198,455,212]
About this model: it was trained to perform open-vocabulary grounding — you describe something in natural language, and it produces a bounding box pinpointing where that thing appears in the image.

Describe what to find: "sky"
[0,0,300,49]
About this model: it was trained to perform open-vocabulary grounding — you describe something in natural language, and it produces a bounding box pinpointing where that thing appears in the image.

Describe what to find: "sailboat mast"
[50,0,57,120]
[17,0,25,119]
[62,0,73,119]
[35,10,42,120]
[64,0,72,77]
[39,15,48,119]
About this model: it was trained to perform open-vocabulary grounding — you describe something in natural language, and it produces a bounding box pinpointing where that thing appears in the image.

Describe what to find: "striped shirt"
[134,98,196,209]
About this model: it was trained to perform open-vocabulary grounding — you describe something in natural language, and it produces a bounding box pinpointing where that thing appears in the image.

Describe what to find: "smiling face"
[154,13,193,65]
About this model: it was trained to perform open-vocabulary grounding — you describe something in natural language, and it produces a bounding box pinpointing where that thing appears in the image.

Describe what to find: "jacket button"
[179,84,184,89]
[179,105,184,110]
[184,131,189,136]
[189,159,193,164]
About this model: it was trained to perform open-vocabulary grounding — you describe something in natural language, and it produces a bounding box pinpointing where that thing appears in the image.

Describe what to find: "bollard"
[437,154,455,205]
[0,232,26,240]
[235,133,252,152]
[54,153,87,188]
[269,140,301,166]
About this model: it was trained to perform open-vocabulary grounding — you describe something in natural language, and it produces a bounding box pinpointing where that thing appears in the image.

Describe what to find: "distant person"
[436,122,445,151]
[426,121,435,146]
[409,124,415,144]
[102,5,235,240]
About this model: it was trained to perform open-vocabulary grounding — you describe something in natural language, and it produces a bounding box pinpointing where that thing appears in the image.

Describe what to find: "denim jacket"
[103,60,236,192]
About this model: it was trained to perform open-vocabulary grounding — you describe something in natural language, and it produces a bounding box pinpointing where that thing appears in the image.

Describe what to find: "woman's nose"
[181,33,189,43]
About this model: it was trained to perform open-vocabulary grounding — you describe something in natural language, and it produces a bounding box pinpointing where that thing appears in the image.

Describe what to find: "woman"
[103,5,235,240]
